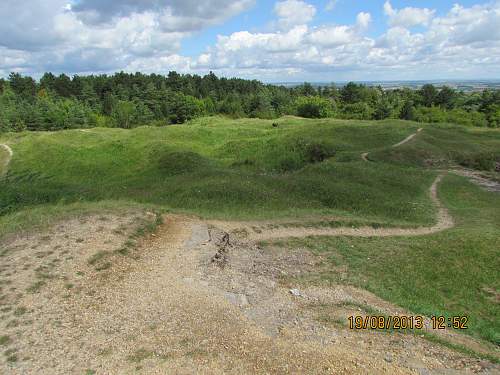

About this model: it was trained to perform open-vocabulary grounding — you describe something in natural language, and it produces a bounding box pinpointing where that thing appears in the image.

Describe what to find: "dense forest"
[0,71,499,132]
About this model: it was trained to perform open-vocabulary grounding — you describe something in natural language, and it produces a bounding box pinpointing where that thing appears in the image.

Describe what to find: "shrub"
[305,142,336,163]
[455,152,499,171]
[295,96,334,118]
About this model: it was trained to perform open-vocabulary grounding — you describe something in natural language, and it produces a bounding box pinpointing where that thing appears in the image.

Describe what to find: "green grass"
[278,174,500,345]
[2,117,486,229]
[1,115,499,349]
[371,124,500,169]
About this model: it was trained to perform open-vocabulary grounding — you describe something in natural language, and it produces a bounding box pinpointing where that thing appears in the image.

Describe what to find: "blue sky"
[0,0,499,81]
[181,0,486,56]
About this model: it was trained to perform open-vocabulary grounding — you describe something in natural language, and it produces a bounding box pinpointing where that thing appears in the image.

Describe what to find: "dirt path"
[451,168,500,193]
[393,128,423,147]
[362,128,423,162]
[1,213,497,374]
[0,143,13,176]
[208,174,453,241]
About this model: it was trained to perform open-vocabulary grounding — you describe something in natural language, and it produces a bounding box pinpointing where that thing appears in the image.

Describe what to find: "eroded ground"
[0,213,498,374]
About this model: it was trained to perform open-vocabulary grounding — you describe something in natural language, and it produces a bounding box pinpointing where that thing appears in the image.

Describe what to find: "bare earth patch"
[451,168,500,193]
[0,213,498,374]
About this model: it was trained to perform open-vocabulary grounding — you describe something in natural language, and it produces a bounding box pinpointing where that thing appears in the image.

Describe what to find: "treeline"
[0,71,499,132]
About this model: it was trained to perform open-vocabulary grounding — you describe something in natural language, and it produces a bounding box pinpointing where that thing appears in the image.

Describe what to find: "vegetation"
[0,72,499,133]
[0,117,446,225]
[276,174,500,344]
[0,114,499,350]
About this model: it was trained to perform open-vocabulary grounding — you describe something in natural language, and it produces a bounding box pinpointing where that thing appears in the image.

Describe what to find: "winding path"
[209,174,454,241]
[0,143,13,176]
[362,128,423,162]
[210,128,454,241]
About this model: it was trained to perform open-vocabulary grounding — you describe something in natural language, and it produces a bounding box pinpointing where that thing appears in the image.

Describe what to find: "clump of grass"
[13,307,27,316]
[127,348,154,363]
[116,211,164,257]
[5,348,18,362]
[0,335,11,346]
[95,262,111,271]
[87,251,109,266]
[87,212,163,271]
[26,281,45,293]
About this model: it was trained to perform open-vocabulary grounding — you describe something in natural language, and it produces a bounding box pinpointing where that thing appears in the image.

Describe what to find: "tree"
[419,84,437,107]
[436,86,456,109]
[400,100,416,121]
[298,83,316,97]
[8,73,36,100]
[112,100,136,128]
[374,98,392,120]
[102,91,116,115]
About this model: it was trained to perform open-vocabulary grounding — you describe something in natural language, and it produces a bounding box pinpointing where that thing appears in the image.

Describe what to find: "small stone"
[384,354,393,363]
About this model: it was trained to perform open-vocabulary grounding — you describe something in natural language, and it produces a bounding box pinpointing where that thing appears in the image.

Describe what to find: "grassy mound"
[0,117,499,223]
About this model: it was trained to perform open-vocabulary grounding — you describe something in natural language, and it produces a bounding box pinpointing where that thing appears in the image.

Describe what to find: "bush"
[454,152,499,171]
[276,140,336,172]
[305,142,336,163]
[295,96,334,118]
[339,102,373,120]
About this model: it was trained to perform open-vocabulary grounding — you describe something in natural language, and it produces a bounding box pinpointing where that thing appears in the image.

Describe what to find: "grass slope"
[279,175,499,344]
[1,117,438,224]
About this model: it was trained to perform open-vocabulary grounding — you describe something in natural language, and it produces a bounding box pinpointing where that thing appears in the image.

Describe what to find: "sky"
[0,0,499,82]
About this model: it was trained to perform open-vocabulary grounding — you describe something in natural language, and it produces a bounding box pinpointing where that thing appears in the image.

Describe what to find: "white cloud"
[0,0,254,75]
[274,0,316,30]
[384,1,435,28]
[356,12,372,30]
[325,0,338,12]
[0,0,499,80]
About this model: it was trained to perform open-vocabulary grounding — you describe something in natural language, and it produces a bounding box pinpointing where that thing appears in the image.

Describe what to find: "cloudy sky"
[0,0,499,81]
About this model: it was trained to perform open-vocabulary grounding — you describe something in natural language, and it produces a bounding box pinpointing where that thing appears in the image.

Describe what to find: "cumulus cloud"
[194,10,373,77]
[274,0,317,30]
[384,1,435,28]
[0,0,254,75]
[0,0,499,80]
[72,0,255,31]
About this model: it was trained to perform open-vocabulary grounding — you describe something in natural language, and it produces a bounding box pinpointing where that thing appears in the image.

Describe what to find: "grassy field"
[276,174,500,345]
[1,116,499,346]
[0,117,440,224]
